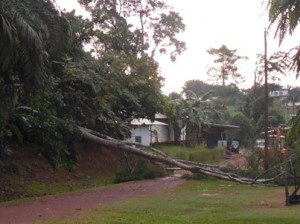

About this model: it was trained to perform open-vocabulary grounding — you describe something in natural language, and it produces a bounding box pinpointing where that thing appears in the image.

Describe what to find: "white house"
[128,113,240,147]
[128,117,171,146]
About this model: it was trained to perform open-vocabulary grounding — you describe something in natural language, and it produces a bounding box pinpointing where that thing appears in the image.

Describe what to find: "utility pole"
[254,71,257,98]
[264,29,269,170]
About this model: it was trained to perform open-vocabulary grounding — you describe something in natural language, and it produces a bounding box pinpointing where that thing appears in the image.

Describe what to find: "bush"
[114,159,166,183]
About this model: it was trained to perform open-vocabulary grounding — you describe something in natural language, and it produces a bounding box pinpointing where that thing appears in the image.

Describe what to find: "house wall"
[129,126,150,146]
[128,124,172,146]
[150,125,170,144]
[155,117,175,142]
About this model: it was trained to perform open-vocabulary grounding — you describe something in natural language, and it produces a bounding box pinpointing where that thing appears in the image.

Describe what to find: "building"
[286,101,300,117]
[128,114,239,147]
[128,117,171,146]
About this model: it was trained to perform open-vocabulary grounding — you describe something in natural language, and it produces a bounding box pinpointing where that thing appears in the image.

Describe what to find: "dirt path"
[0,176,185,224]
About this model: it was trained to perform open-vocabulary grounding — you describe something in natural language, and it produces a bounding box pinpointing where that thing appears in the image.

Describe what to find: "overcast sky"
[55,0,300,94]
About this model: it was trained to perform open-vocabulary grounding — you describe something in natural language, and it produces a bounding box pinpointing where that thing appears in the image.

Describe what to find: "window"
[135,136,142,144]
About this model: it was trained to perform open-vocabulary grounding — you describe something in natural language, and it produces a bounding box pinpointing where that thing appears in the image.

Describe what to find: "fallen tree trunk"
[79,127,275,185]
[14,106,281,185]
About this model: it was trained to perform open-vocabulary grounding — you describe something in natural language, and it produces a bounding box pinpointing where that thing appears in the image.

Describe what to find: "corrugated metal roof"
[130,118,168,126]
[209,123,240,129]
[155,113,168,119]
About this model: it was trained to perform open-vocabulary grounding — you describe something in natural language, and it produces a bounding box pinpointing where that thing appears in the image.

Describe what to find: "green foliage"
[8,124,23,145]
[227,112,254,147]
[182,80,246,109]
[114,159,165,183]
[255,52,291,85]
[41,139,77,171]
[169,90,220,145]
[288,109,300,147]
[0,0,186,170]
[266,0,300,75]
[206,44,247,87]
[221,149,283,183]
[13,107,79,170]
[242,84,289,140]
[156,145,224,164]
[267,0,300,43]
[79,0,186,61]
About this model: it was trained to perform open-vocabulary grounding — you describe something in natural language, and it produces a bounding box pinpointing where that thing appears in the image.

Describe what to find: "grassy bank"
[156,144,224,164]
[42,180,300,224]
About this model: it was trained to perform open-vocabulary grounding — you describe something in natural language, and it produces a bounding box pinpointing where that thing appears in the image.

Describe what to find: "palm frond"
[13,11,46,86]
[287,109,300,144]
[289,47,300,77]
[0,10,15,72]
[267,0,300,44]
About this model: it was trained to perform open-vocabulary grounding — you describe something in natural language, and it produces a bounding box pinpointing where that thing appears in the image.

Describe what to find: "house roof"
[202,123,240,132]
[155,113,168,119]
[130,118,168,126]
[209,123,240,130]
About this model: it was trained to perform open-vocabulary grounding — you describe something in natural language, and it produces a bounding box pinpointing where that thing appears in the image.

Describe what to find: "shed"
[202,123,240,148]
[128,118,169,146]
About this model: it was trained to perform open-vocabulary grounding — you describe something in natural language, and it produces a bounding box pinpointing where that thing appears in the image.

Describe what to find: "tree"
[227,112,254,147]
[206,45,247,87]
[182,80,246,109]
[78,125,274,184]
[266,0,300,75]
[266,0,300,44]
[0,0,70,140]
[265,0,300,143]
[171,91,219,145]
[78,0,186,61]
[1,0,186,167]
[73,0,187,123]
[182,80,212,98]
[255,51,291,85]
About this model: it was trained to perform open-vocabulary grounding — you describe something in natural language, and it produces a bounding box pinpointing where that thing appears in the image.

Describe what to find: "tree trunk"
[14,106,283,186]
[78,127,274,185]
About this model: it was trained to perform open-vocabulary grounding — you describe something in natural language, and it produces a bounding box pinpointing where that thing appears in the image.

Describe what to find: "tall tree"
[0,0,70,134]
[172,91,219,145]
[78,0,186,61]
[266,0,300,75]
[71,0,186,123]
[182,80,212,98]
[206,45,247,87]
[255,51,291,84]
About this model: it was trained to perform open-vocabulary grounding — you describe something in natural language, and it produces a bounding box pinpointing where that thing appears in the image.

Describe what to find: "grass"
[25,176,113,197]
[156,144,224,164]
[40,179,300,224]
[0,176,115,207]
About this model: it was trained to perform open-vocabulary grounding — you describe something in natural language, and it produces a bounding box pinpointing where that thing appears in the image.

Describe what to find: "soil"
[0,142,131,202]
[0,144,250,224]
[219,149,249,169]
[0,142,185,223]
[0,176,184,224]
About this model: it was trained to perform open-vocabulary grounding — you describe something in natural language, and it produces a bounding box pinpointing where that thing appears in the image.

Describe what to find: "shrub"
[114,159,166,183]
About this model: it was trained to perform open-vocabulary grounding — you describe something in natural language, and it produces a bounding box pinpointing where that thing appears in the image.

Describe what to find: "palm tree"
[0,0,70,88]
[0,0,70,135]
[266,0,300,74]
[174,90,218,145]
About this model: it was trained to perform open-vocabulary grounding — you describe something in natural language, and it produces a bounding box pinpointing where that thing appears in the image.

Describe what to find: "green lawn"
[42,180,300,224]
[156,144,224,164]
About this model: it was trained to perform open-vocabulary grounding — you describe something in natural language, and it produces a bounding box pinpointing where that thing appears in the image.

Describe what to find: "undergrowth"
[114,159,166,183]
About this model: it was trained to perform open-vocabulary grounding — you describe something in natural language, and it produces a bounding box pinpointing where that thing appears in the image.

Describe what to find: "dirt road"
[0,176,185,224]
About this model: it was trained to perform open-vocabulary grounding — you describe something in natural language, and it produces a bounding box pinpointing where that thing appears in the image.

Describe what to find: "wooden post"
[285,168,290,206]
[264,29,269,170]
